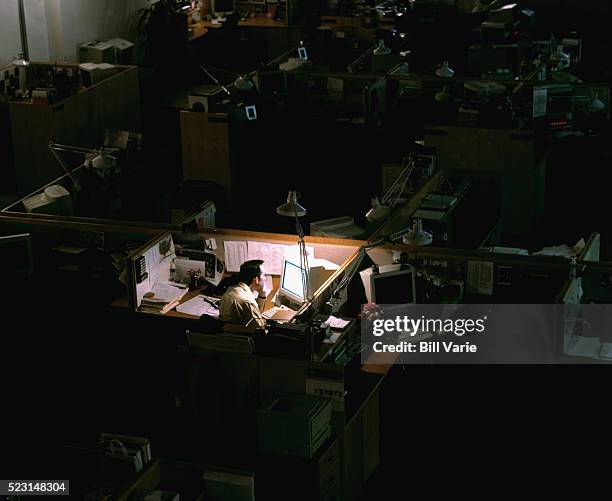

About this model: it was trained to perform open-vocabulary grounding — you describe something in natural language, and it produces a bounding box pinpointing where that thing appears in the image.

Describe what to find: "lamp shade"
[436,61,454,78]
[234,75,254,91]
[91,153,116,171]
[366,197,391,222]
[276,190,306,217]
[373,40,391,55]
[12,53,29,66]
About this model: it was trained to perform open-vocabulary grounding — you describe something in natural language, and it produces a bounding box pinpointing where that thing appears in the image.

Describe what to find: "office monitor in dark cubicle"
[257,71,288,98]
[213,0,235,17]
[371,265,417,304]
[0,233,34,278]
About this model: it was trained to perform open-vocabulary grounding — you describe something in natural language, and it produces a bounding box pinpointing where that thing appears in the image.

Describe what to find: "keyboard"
[262,304,295,320]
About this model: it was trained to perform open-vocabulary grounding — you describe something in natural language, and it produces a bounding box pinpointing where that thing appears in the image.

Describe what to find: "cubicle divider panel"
[9,65,141,195]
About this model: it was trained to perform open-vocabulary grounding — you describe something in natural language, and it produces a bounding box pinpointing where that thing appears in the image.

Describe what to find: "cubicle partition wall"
[7,63,141,195]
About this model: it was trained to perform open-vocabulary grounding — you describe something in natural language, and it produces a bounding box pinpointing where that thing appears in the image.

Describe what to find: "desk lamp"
[276,190,311,300]
[366,156,416,222]
[11,53,29,67]
[200,65,232,96]
[435,61,454,78]
[48,141,118,191]
[265,41,309,69]
[402,218,433,246]
[234,75,254,91]
[373,40,391,56]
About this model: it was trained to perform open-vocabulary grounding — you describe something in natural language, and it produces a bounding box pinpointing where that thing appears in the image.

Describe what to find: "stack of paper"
[138,281,188,314]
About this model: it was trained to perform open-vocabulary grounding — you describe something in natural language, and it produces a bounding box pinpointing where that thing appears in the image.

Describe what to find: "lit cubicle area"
[125,227,362,319]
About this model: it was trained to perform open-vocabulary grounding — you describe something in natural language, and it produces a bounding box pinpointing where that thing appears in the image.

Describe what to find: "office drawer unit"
[257,394,332,459]
[256,437,342,501]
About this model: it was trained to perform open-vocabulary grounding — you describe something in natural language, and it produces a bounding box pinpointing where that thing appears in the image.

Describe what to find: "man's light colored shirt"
[219,282,266,329]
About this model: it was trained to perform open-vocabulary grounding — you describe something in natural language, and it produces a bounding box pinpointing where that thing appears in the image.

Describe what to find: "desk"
[189,17,288,41]
[163,275,281,320]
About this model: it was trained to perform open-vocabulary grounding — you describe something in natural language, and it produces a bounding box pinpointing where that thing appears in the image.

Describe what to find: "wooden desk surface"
[160,275,280,320]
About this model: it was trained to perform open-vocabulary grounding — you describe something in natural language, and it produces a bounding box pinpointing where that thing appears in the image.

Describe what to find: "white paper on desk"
[176,295,220,318]
[144,281,187,303]
[224,241,248,272]
[534,239,585,258]
[324,316,351,330]
[247,241,291,276]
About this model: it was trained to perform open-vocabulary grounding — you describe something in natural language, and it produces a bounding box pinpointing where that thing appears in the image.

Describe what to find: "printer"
[79,38,134,64]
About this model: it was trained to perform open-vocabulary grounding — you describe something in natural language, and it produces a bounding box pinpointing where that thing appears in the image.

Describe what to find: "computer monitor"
[0,233,33,278]
[256,71,288,97]
[213,0,235,17]
[245,105,257,121]
[276,258,340,308]
[370,265,416,304]
[279,259,306,305]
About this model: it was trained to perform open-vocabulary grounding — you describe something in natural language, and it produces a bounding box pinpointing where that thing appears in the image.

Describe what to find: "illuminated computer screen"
[0,233,33,278]
[371,266,416,304]
[245,105,257,121]
[280,260,306,303]
[257,71,288,97]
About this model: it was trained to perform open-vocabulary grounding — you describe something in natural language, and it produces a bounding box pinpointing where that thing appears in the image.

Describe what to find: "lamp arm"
[48,142,80,187]
[200,65,231,96]
[381,161,414,206]
[265,42,308,69]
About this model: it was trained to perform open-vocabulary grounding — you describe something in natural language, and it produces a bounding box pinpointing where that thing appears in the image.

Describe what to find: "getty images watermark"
[360,304,612,364]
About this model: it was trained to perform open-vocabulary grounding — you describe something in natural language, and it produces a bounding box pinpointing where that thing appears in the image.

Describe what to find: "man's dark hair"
[239,260,263,285]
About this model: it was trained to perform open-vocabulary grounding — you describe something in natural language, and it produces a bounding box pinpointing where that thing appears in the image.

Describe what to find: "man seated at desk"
[219,259,268,330]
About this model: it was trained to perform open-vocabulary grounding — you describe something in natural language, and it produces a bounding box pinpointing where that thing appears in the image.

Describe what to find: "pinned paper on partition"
[247,241,291,276]
[224,241,248,272]
[284,244,315,265]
